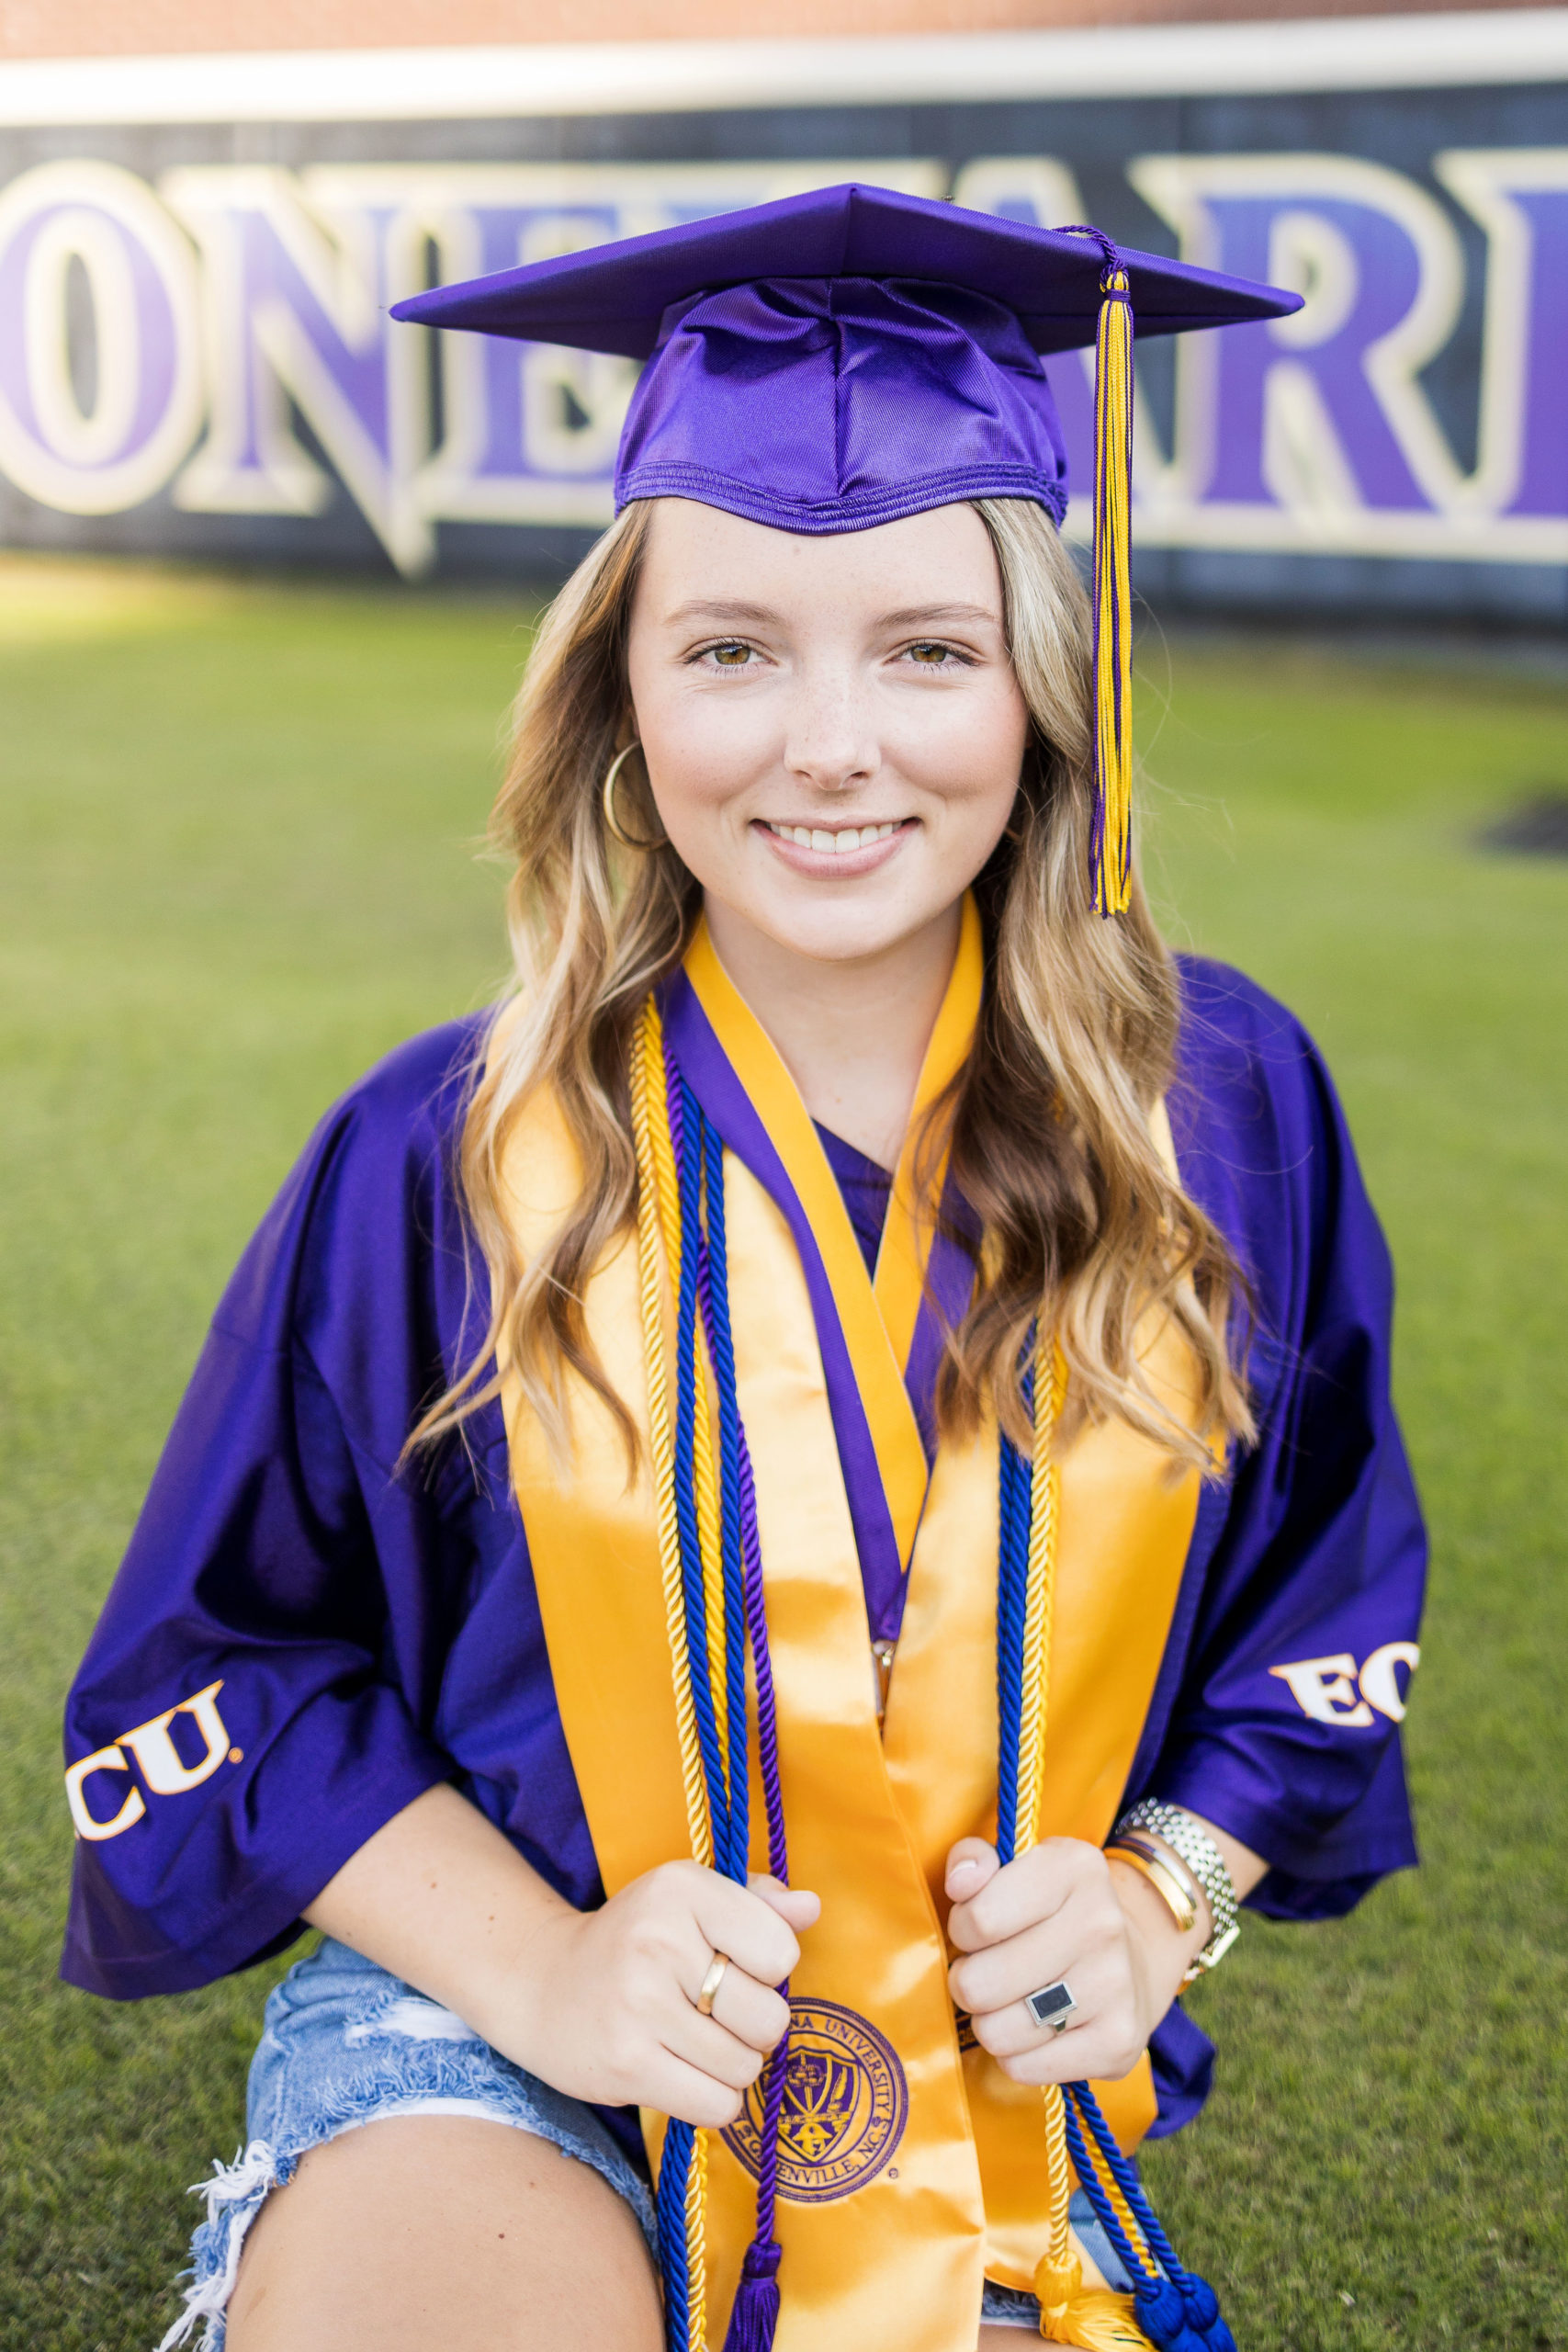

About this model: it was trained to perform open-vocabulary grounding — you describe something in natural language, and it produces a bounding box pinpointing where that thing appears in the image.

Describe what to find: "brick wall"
[0,0,1544,57]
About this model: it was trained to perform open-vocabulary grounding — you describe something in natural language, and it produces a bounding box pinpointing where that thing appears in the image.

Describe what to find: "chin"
[752,899,919,966]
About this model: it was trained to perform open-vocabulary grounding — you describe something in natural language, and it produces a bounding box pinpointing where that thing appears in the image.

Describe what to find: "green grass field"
[1,554,1564,2351]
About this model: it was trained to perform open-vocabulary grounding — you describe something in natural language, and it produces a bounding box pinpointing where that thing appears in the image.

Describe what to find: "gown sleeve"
[1132,959,1427,2131]
[60,1021,493,1998]
[1132,958,1427,1910]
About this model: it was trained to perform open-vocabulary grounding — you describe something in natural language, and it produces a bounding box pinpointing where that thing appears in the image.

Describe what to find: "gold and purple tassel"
[1060,230,1136,917]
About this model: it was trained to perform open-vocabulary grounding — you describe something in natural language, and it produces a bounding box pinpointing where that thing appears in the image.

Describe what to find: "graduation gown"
[60,953,1427,2183]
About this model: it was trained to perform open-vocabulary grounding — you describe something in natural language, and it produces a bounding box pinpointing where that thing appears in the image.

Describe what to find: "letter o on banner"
[0,159,202,514]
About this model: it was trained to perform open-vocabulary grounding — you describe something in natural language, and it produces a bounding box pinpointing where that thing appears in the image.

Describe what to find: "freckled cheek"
[891,698,1027,828]
[643,725,771,870]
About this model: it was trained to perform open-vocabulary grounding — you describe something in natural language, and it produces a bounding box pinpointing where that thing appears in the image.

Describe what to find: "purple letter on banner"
[0,160,201,516]
[1438,150,1568,525]
[1132,155,1464,522]
[161,165,428,570]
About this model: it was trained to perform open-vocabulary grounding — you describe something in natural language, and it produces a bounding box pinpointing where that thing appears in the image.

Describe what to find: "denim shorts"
[156,1934,1128,2348]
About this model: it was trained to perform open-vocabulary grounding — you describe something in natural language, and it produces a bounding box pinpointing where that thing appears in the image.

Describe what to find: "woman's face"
[626,497,1030,968]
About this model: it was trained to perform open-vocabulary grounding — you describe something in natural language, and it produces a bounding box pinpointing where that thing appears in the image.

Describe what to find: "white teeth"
[768,821,901,854]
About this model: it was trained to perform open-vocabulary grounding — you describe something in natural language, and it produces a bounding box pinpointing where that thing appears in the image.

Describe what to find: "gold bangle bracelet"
[1105,1839,1199,1936]
[1118,1830,1205,1918]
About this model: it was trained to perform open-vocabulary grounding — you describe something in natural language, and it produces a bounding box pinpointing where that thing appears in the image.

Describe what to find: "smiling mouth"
[761,820,908,855]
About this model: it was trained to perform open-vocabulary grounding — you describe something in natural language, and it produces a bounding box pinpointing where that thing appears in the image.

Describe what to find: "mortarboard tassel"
[1060,232,1136,918]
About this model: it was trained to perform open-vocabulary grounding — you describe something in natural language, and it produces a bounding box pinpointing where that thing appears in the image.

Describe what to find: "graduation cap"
[393,183,1300,915]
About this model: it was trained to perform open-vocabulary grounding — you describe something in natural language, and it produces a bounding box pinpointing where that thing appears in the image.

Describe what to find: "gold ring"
[695,1952,729,2017]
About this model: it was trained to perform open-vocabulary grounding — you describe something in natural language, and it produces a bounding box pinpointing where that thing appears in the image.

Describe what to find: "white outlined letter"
[64,1746,147,1841]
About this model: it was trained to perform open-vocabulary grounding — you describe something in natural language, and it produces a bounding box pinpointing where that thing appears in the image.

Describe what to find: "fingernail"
[949,1860,980,1891]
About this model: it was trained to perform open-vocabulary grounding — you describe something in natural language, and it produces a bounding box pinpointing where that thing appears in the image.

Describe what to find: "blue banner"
[0,22,1563,617]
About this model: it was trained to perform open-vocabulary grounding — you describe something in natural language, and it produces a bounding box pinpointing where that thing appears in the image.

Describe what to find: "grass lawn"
[1,554,1563,2351]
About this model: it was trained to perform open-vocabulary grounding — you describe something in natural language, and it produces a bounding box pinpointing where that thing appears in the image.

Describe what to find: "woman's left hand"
[944,1835,1201,2086]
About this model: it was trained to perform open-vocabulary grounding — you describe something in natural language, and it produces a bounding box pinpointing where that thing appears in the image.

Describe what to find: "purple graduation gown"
[60,957,1427,2148]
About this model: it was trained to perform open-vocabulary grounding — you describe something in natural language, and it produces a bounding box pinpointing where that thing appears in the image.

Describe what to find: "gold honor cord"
[1023,1338,1157,2348]
[631,999,715,1876]
[631,999,715,2349]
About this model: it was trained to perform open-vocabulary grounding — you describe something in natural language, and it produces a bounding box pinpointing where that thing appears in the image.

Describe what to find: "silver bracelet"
[1113,1800,1240,1980]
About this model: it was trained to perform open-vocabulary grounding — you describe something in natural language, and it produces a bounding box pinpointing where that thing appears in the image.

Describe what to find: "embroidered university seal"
[723,1997,908,2204]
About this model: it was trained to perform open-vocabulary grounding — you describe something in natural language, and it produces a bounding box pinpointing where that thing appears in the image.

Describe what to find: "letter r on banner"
[1130,153,1464,521]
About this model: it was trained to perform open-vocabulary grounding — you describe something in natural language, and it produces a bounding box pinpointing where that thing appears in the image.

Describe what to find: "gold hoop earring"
[602,740,666,852]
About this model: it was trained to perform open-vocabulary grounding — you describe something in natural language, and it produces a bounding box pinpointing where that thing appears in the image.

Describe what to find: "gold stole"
[497,905,1203,2351]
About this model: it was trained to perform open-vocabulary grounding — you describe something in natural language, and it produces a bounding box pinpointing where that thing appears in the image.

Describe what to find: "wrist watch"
[1110,1799,1241,1983]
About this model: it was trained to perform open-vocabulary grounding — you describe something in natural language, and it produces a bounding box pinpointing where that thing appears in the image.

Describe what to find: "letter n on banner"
[161,165,431,572]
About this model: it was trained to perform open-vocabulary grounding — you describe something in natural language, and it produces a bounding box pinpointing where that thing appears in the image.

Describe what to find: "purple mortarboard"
[393,183,1300,914]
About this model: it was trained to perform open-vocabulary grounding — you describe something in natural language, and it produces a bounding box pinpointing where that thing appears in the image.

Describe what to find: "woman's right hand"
[303,1786,818,2131]
[478,1861,819,2128]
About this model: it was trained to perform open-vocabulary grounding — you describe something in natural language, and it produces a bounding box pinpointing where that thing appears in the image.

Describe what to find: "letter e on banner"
[0,160,202,515]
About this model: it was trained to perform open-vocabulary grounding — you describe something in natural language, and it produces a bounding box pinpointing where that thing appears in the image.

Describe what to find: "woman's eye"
[906,641,958,667]
[708,641,753,667]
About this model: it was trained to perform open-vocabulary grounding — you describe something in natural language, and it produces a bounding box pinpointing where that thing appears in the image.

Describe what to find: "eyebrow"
[877,602,999,628]
[663,598,777,627]
[661,597,1000,628]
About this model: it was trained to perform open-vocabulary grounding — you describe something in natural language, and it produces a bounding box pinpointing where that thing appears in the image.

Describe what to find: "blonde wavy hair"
[412,495,1253,1472]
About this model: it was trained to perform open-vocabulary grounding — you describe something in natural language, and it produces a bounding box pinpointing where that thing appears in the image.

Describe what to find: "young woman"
[62,188,1425,2352]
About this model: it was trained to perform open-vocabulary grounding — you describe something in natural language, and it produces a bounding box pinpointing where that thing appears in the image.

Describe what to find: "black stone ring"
[1024,1980,1079,2034]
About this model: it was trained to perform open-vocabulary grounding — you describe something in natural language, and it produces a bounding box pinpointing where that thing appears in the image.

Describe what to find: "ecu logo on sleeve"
[723,1997,908,2204]
[64,1679,234,1840]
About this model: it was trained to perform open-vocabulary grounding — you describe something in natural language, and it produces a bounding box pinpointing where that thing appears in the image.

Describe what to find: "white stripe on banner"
[2,10,1568,127]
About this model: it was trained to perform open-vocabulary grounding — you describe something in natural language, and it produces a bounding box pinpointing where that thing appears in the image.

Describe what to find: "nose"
[782,662,881,795]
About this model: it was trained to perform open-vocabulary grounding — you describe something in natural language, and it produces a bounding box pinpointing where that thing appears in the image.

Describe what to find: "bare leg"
[225,2113,662,2352]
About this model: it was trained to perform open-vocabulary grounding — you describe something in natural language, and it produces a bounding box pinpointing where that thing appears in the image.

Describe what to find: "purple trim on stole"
[810,1121,978,1469]
[661,970,908,1645]
[903,1207,980,1467]
[812,1123,890,1278]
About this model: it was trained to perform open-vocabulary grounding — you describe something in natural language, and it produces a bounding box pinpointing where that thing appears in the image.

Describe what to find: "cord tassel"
[722,2235,783,2352]
[1035,2256,1156,2352]
[1033,2081,1151,2349]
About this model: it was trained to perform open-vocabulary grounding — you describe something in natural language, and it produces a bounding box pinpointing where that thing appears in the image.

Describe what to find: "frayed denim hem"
[153,2088,659,2352]
[155,2139,293,2352]
[152,1940,657,2351]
